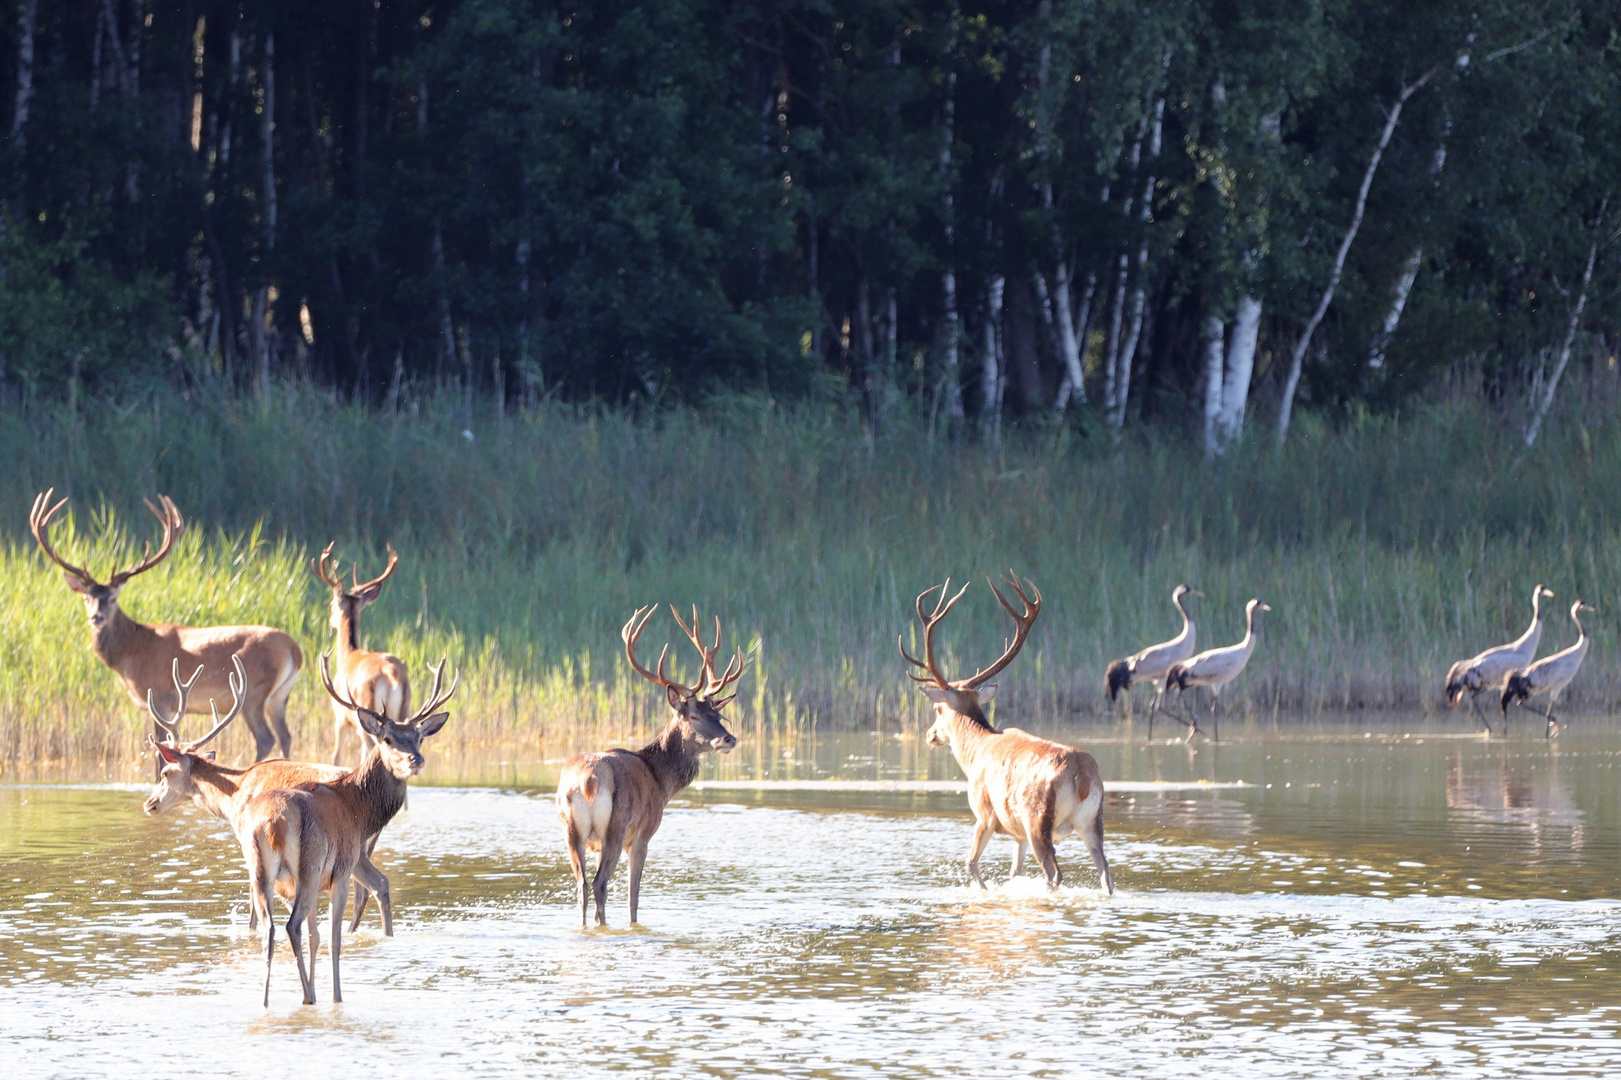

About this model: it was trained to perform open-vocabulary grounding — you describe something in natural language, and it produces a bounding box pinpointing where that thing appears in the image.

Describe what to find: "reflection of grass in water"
[4,384,1620,776]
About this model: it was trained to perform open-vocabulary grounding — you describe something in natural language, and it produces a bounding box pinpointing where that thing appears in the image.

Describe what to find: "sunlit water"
[4,718,1621,1077]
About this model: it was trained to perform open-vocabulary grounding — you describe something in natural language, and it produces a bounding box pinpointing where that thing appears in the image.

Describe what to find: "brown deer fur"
[903,574,1113,894]
[557,605,741,926]
[31,490,302,763]
[311,542,410,765]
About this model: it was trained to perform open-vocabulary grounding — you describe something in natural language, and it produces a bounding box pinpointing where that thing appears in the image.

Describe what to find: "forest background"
[2,0,1619,773]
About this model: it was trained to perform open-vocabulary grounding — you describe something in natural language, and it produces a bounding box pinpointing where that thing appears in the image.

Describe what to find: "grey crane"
[1161,598,1270,743]
[1104,584,1201,738]
[1446,584,1554,734]
[1500,600,1593,739]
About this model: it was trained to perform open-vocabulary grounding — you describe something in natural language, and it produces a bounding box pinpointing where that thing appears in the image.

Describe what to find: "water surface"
[3,718,1620,1077]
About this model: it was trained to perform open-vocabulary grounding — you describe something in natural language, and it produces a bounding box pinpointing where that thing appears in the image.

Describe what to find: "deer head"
[622,604,743,754]
[311,542,400,635]
[897,571,1042,745]
[319,652,455,779]
[143,655,247,816]
[31,489,183,629]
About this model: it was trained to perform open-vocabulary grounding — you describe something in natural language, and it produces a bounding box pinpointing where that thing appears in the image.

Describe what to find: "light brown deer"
[311,542,411,765]
[902,573,1113,894]
[30,489,302,764]
[143,656,394,936]
[556,605,742,927]
[240,652,455,1006]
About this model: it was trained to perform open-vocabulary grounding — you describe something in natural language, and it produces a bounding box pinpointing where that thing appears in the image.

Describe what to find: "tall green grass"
[2,376,1618,777]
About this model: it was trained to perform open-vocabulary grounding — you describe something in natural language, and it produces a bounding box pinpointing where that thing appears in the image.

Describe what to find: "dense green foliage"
[3,384,1618,774]
[2,1,1617,444]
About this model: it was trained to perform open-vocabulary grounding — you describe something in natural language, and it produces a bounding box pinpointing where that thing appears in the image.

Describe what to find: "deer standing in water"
[902,573,1112,894]
[311,543,410,765]
[557,605,742,926]
[31,489,302,765]
[143,657,393,935]
[240,652,455,1006]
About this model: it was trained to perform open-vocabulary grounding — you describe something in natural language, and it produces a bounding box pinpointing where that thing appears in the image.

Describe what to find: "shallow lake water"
[4,716,1621,1077]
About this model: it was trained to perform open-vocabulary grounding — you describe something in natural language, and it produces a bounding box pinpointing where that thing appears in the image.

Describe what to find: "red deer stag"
[30,489,302,765]
[311,542,411,765]
[143,656,393,936]
[556,605,742,927]
[239,651,455,1006]
[901,573,1112,894]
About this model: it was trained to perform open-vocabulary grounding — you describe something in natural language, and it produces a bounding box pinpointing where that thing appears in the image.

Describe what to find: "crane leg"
[1210,694,1220,744]
[1470,693,1494,736]
[1544,702,1559,739]
[1147,692,1160,741]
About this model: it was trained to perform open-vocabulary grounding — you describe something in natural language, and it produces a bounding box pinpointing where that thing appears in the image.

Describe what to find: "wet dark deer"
[239,652,455,1006]
[142,656,393,935]
[31,489,303,766]
[556,605,742,926]
[902,573,1113,894]
[311,542,411,765]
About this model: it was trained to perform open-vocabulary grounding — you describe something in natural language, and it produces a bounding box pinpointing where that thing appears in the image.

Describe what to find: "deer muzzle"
[711,734,738,754]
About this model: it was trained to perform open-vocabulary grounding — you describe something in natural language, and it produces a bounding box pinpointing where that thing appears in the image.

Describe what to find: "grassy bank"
[2,379,1617,776]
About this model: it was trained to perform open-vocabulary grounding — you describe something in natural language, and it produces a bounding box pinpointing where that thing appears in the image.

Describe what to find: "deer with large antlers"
[30,489,303,765]
[556,605,742,927]
[311,542,411,765]
[239,652,455,1006]
[902,573,1113,894]
[142,655,394,937]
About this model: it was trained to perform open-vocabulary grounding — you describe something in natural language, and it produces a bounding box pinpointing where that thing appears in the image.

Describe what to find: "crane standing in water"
[1501,600,1593,739]
[1161,599,1270,743]
[1104,584,1201,738]
[1446,584,1555,735]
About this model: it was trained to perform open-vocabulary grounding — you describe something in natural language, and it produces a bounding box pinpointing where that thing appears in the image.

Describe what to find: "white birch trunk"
[1277,67,1440,442]
[1523,231,1600,449]
[1201,315,1226,456]
[982,275,1005,436]
[1367,247,1422,369]
[252,33,277,396]
[1216,295,1261,442]
[11,0,34,151]
[1111,89,1167,429]
[938,66,963,419]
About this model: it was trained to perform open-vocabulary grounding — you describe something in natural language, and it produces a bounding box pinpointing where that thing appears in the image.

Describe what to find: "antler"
[311,541,343,589]
[622,605,687,694]
[182,656,248,752]
[349,544,400,596]
[898,579,972,688]
[318,650,366,714]
[30,488,97,585]
[670,604,744,703]
[406,657,457,723]
[146,658,206,742]
[958,571,1042,689]
[107,496,183,586]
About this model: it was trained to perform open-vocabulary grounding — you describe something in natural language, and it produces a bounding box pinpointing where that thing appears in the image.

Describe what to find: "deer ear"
[976,684,997,703]
[666,684,686,711]
[355,708,388,737]
[919,686,952,704]
[154,743,183,765]
[416,713,449,739]
[64,572,93,595]
[353,582,384,606]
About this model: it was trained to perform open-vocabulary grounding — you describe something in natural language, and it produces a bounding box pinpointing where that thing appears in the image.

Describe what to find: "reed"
[2,377,1617,779]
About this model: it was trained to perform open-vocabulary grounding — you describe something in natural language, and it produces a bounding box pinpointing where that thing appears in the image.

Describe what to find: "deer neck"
[185,758,245,820]
[92,608,153,671]
[333,606,360,658]
[344,748,409,835]
[943,707,1000,765]
[638,723,702,800]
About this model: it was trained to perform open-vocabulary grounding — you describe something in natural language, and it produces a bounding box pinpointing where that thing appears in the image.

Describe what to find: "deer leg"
[1081,804,1113,896]
[329,873,349,1003]
[305,903,320,997]
[1008,840,1026,881]
[626,837,650,925]
[591,823,628,926]
[965,819,994,890]
[262,917,277,1008]
[331,710,348,766]
[565,831,590,928]
[350,852,390,936]
[285,906,315,1006]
